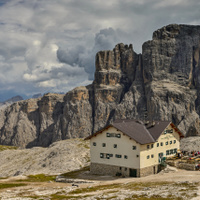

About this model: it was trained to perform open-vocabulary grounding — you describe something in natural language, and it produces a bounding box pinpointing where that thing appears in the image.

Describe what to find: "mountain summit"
[0,24,200,148]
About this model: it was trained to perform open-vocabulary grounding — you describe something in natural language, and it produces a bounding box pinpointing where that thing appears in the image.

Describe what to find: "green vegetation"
[125,194,183,200]
[0,145,18,151]
[122,181,170,190]
[26,174,56,182]
[17,174,56,182]
[77,139,90,149]
[68,183,121,194]
[50,193,92,199]
[0,183,26,189]
[67,181,198,200]
[61,166,90,179]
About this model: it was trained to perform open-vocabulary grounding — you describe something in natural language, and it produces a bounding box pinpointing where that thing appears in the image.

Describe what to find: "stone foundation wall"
[90,163,130,177]
[90,163,161,177]
[177,162,195,170]
[167,160,196,171]
[139,165,161,177]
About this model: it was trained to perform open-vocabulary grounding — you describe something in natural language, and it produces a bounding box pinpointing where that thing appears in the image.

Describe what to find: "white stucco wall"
[90,123,181,170]
[140,124,180,168]
[90,126,140,169]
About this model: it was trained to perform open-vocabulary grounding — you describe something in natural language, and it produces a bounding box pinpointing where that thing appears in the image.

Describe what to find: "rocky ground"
[181,136,200,152]
[0,139,90,177]
[0,137,200,199]
[0,166,200,200]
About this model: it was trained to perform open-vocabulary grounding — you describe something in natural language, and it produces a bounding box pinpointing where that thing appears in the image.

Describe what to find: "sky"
[0,0,200,101]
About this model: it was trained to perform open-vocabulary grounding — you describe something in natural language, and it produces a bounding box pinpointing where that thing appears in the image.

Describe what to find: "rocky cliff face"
[1,24,200,147]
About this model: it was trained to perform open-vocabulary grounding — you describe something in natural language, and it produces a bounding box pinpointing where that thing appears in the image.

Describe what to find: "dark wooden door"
[130,169,137,177]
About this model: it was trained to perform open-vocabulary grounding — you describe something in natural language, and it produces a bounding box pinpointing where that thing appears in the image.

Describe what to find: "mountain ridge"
[1,24,200,148]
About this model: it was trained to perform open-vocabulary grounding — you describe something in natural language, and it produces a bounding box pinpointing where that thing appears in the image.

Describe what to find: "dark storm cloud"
[57,27,129,80]
[0,0,199,99]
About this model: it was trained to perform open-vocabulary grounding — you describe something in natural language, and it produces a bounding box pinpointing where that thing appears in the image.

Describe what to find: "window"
[116,134,121,138]
[107,132,120,138]
[174,140,176,144]
[165,129,173,134]
[170,141,172,145]
[147,145,150,149]
[151,154,154,158]
[115,154,122,158]
[136,155,139,157]
[109,154,113,157]
[174,148,177,153]
[157,143,159,147]
[158,152,163,158]
[106,154,110,159]
[119,167,122,170]
[166,141,168,145]
[166,150,169,155]
[170,149,174,154]
[161,142,163,146]
[147,155,150,159]
[124,155,128,159]
[114,144,117,148]
[100,153,104,158]
[102,143,106,147]
[125,168,127,171]
[93,142,96,146]
[151,144,154,148]
[132,146,136,150]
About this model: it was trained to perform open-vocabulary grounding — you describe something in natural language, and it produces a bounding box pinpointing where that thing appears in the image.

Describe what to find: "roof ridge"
[143,125,156,142]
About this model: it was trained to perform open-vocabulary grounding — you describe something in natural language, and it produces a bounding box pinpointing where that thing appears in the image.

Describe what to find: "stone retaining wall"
[90,163,129,177]
[166,160,196,170]
[140,165,161,177]
[177,162,195,170]
[90,163,161,177]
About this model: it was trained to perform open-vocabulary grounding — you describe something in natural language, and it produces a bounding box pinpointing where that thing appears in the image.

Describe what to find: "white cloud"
[0,0,199,101]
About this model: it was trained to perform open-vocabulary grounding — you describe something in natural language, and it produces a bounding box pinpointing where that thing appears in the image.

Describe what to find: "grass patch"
[0,177,7,179]
[125,194,183,200]
[68,183,121,194]
[0,183,26,189]
[50,193,92,199]
[61,166,90,179]
[122,181,170,190]
[17,174,56,182]
[77,139,90,149]
[0,145,18,151]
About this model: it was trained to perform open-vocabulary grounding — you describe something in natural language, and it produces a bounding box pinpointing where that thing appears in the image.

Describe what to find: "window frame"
[174,140,176,144]
[132,145,137,150]
[100,153,104,158]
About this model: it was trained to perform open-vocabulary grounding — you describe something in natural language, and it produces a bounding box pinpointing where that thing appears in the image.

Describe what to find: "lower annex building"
[85,119,184,177]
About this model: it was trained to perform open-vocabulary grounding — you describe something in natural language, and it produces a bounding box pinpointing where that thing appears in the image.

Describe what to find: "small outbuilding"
[85,119,184,177]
